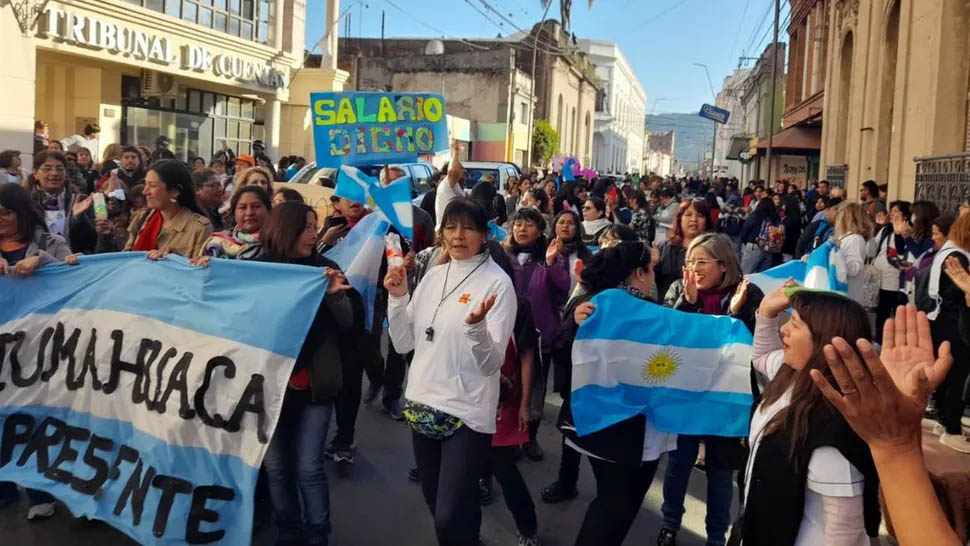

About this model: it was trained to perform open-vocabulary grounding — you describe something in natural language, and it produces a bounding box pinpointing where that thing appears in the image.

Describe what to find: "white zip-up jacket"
[388,254,516,434]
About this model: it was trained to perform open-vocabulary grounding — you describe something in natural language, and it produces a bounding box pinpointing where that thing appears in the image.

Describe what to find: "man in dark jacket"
[795,196,842,258]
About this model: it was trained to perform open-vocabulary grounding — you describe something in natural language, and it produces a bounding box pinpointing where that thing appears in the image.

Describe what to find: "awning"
[726,136,750,160]
[755,126,821,152]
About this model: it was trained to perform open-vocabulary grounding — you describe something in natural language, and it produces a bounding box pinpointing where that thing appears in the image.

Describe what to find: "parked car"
[281,161,436,227]
[461,161,523,195]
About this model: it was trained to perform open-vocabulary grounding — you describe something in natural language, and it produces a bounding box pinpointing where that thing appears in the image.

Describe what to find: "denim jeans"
[0,482,56,507]
[660,435,733,546]
[263,401,334,545]
[740,244,773,274]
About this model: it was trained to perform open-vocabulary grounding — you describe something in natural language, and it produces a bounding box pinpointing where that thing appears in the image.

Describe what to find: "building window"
[134,0,269,43]
[519,102,528,124]
[556,94,564,141]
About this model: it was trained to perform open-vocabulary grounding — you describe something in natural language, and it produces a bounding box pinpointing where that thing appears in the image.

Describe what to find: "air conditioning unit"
[141,70,178,98]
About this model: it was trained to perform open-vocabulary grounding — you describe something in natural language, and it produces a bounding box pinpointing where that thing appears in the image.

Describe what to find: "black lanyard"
[425,255,488,342]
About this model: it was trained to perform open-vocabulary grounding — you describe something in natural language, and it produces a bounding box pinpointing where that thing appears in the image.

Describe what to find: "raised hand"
[94,218,113,236]
[321,224,349,246]
[682,267,698,304]
[546,237,563,266]
[880,304,952,400]
[73,195,94,217]
[811,336,928,455]
[383,266,408,298]
[757,278,798,318]
[729,279,750,315]
[324,267,353,294]
[466,294,497,325]
[943,256,970,297]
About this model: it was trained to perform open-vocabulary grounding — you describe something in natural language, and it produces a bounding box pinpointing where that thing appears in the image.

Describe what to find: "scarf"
[133,209,164,251]
[927,240,970,320]
[619,281,650,302]
[582,217,611,238]
[698,287,729,315]
[203,228,262,259]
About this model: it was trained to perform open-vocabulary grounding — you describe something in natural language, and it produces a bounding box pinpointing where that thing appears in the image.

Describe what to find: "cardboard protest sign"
[0,253,328,545]
[310,92,449,167]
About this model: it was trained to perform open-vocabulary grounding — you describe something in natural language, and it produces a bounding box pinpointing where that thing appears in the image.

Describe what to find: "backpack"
[720,213,743,237]
[755,219,785,254]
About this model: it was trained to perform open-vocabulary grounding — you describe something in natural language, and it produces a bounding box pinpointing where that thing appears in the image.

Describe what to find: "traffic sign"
[699,103,730,124]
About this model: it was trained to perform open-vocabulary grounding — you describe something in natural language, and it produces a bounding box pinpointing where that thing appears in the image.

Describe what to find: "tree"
[532,120,559,165]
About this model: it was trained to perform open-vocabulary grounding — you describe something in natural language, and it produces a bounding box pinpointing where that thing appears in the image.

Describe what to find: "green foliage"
[532,120,559,165]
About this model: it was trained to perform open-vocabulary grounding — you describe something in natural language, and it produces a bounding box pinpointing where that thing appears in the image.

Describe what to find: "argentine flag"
[571,289,754,438]
[324,212,390,330]
[746,239,848,294]
[334,165,414,241]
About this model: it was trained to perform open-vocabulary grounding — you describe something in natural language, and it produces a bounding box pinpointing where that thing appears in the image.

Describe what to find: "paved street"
[0,386,721,545]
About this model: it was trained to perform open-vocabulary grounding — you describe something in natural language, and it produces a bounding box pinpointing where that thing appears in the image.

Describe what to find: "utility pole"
[525,1,554,169]
[766,0,780,186]
[380,10,385,57]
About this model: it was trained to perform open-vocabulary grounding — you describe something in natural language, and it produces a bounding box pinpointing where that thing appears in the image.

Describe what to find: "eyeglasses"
[38,166,65,173]
[685,258,721,268]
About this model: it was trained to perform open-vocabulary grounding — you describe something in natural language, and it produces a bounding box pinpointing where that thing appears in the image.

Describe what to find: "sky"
[305,0,789,116]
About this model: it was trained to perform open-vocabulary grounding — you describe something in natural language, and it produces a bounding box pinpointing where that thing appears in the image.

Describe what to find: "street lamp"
[693,63,718,179]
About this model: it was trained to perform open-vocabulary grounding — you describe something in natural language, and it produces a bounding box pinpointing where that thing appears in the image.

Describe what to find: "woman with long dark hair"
[550,209,591,294]
[740,197,783,274]
[655,199,713,300]
[194,185,272,263]
[385,198,516,545]
[506,207,570,462]
[252,201,362,545]
[581,196,611,247]
[100,159,212,258]
[737,287,884,545]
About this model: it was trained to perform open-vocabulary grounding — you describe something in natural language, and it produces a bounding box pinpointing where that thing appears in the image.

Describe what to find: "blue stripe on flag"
[0,405,256,545]
[0,253,327,359]
[573,289,753,348]
[571,384,753,437]
[746,239,845,294]
[488,220,507,242]
[324,212,390,330]
[334,165,372,204]
[369,176,414,241]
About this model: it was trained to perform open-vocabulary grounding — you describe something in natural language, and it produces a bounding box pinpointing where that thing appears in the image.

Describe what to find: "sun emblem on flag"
[642,349,681,385]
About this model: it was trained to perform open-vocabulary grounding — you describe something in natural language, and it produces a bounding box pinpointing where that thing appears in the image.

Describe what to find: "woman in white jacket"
[385,197,517,545]
[834,202,874,307]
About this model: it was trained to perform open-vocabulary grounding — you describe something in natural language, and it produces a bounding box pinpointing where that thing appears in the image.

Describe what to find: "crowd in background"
[2,125,969,546]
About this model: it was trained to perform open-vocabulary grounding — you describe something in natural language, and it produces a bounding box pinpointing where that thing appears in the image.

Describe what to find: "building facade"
[577,39,646,175]
[645,130,675,177]
[2,0,346,165]
[712,68,751,180]
[820,0,970,214]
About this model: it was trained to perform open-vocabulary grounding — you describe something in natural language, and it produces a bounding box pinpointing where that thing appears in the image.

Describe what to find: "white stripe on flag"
[571,339,752,395]
[0,309,292,468]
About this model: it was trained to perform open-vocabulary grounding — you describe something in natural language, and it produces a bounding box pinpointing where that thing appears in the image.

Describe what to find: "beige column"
[266,97,282,160]
[324,0,339,71]
[1,16,38,160]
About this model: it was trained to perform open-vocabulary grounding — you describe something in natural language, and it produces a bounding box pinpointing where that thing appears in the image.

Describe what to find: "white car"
[460,161,524,196]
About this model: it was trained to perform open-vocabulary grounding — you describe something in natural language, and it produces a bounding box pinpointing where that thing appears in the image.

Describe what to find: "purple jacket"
[507,251,570,351]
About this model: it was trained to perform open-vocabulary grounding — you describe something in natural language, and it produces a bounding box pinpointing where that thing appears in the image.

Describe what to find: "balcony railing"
[914,153,970,217]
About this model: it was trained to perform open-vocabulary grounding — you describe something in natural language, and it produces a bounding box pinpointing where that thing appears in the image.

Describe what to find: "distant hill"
[645,113,715,169]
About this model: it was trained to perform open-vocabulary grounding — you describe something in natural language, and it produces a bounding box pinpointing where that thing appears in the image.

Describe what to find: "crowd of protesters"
[2,127,969,546]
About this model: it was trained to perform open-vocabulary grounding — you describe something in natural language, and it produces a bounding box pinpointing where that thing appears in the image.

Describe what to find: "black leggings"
[484,446,538,536]
[575,457,660,546]
[412,427,492,546]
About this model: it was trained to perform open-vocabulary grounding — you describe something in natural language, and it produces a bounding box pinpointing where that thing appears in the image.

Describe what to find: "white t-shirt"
[745,326,868,546]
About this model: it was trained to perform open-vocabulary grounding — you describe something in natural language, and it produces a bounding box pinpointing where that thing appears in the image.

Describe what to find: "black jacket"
[738,402,880,546]
[253,251,364,402]
[654,241,686,303]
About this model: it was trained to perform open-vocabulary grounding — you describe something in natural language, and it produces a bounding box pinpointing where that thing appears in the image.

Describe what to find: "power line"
[620,0,692,33]
[478,0,527,33]
[381,0,490,50]
[741,0,773,58]
[726,0,752,67]
[463,0,507,34]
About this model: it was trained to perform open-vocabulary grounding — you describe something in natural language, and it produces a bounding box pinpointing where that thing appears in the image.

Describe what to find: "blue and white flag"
[325,212,390,330]
[0,253,328,545]
[334,165,414,241]
[747,240,847,294]
[571,289,754,437]
[488,220,508,242]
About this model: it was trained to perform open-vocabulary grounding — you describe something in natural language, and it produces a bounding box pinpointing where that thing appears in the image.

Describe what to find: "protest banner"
[310,91,449,167]
[0,253,328,544]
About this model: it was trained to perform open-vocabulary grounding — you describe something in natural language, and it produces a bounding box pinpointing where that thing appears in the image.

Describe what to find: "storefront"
[0,0,353,164]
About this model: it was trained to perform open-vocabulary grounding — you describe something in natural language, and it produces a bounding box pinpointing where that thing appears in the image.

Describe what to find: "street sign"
[699,103,730,124]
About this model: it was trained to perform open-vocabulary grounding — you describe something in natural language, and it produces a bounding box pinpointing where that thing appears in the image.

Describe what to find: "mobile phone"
[329,216,348,228]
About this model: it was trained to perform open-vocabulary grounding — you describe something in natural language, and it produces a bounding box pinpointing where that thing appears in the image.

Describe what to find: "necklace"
[425,254,488,342]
